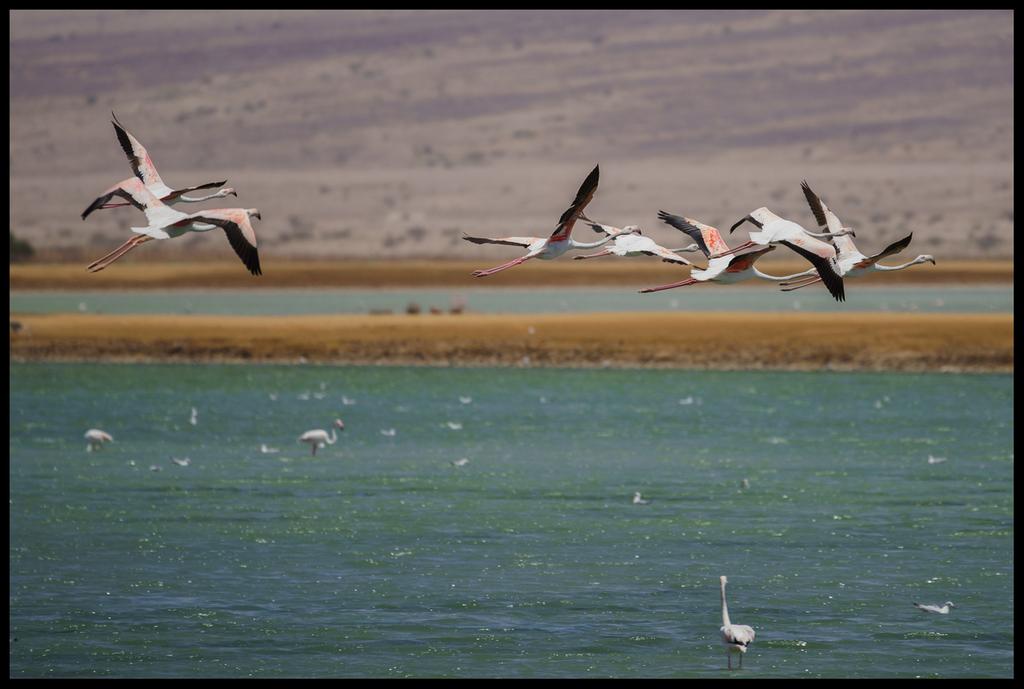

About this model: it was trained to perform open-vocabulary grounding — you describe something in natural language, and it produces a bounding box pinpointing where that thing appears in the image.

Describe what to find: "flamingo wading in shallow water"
[720,575,756,670]
[85,178,262,275]
[638,213,812,293]
[299,419,345,456]
[82,112,236,219]
[84,429,113,452]
[777,181,935,292]
[464,166,630,277]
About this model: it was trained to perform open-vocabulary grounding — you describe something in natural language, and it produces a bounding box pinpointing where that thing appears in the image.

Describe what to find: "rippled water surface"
[9,363,1013,677]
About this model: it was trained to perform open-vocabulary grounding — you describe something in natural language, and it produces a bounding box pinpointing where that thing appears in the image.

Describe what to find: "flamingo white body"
[573,221,699,265]
[639,213,813,293]
[720,575,756,670]
[85,177,262,275]
[914,601,955,614]
[84,429,113,452]
[778,182,935,292]
[465,166,630,276]
[82,112,235,219]
[298,419,344,456]
[728,206,852,301]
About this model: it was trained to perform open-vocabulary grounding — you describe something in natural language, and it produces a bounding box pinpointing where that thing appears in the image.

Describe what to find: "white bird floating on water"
[459,396,473,404]
[149,464,162,472]
[171,457,191,467]
[927,455,947,464]
[451,458,470,467]
[260,444,280,454]
[445,422,463,430]
[632,492,650,505]
[84,429,113,452]
[720,575,756,670]
[342,396,357,406]
[380,428,397,437]
[914,601,955,614]
[189,407,198,426]
[298,419,345,456]
[740,478,751,490]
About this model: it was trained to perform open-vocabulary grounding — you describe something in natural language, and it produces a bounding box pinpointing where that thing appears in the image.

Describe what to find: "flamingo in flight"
[464,165,629,277]
[84,429,113,452]
[572,220,700,265]
[777,181,935,292]
[298,419,345,456]
[82,112,236,219]
[719,575,756,670]
[84,177,262,275]
[638,213,812,293]
[727,206,854,302]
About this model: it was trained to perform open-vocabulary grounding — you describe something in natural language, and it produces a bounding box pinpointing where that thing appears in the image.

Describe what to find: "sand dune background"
[10,10,1013,263]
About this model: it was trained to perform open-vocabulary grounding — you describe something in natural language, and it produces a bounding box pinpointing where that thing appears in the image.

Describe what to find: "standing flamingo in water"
[639,212,812,293]
[299,419,345,456]
[84,177,262,275]
[81,112,236,219]
[719,575,756,670]
[84,429,113,452]
[464,166,629,277]
[777,181,935,292]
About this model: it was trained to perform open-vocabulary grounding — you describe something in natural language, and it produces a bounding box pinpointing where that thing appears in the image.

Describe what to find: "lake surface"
[9,286,1013,316]
[9,363,1014,677]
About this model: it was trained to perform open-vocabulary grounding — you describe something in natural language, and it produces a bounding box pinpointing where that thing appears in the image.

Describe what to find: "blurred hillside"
[10,10,1013,261]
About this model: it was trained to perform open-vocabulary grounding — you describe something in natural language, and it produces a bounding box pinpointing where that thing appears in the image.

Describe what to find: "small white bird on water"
[720,575,756,670]
[260,444,280,454]
[171,457,191,467]
[380,428,397,437]
[459,396,473,404]
[298,419,345,456]
[189,407,198,426]
[632,492,650,505]
[914,601,955,614]
[927,455,947,465]
[445,421,463,430]
[84,429,113,452]
[451,458,470,467]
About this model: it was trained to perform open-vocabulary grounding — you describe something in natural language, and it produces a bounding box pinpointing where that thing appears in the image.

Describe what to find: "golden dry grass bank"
[8,259,1014,290]
[9,311,1013,372]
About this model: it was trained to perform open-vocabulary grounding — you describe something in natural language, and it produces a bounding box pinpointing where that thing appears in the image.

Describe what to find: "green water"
[9,286,1013,315]
[9,364,1013,677]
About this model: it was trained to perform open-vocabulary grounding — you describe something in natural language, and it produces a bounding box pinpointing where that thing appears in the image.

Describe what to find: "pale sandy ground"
[9,311,1013,373]
[8,259,1012,289]
[10,11,1014,262]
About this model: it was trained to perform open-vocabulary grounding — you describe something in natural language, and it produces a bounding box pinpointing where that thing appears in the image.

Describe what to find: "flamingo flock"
[465,166,935,301]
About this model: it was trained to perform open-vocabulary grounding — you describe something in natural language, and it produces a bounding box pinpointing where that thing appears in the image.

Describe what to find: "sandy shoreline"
[9,259,1013,290]
[9,311,1013,373]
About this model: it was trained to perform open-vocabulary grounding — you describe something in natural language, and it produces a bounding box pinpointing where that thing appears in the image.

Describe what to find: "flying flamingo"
[914,601,955,614]
[84,429,113,452]
[81,112,236,219]
[638,212,813,293]
[727,206,854,302]
[84,177,262,275]
[298,419,345,456]
[572,220,700,264]
[777,181,935,292]
[464,165,629,277]
[719,575,756,670]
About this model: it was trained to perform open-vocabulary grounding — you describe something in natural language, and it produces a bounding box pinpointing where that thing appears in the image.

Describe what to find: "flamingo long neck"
[177,191,227,203]
[325,428,338,444]
[873,259,923,271]
[721,581,732,627]
[570,234,620,250]
[754,266,817,281]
